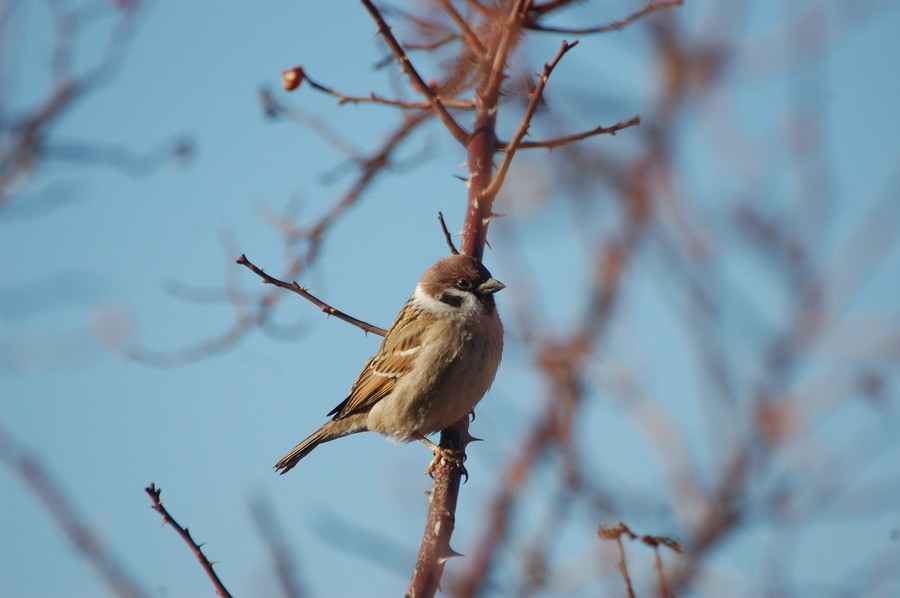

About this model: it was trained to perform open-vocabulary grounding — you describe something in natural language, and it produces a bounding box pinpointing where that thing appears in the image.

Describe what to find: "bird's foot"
[416,434,468,481]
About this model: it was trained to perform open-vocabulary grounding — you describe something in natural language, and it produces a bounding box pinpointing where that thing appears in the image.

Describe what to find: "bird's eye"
[456,278,473,290]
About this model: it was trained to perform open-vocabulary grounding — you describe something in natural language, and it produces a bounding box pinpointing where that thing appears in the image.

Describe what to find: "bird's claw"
[426,447,468,481]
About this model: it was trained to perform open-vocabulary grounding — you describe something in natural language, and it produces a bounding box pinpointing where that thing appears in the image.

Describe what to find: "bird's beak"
[477,278,506,295]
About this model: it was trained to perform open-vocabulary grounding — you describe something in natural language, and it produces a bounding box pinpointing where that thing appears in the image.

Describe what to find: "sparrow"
[275,253,505,475]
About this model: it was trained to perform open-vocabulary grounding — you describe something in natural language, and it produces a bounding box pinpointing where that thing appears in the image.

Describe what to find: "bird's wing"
[328,300,426,419]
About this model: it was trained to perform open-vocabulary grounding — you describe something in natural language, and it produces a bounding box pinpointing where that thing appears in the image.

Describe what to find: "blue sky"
[3,1,900,597]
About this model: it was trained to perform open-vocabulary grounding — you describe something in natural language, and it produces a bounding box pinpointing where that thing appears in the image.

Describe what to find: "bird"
[274,253,505,475]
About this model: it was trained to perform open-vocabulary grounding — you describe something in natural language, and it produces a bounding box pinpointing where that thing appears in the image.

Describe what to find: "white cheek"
[412,284,483,319]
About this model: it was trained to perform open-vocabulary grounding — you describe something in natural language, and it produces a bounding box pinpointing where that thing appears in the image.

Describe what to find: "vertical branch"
[460,0,529,260]
[460,108,499,261]
[406,426,465,597]
[409,3,530,597]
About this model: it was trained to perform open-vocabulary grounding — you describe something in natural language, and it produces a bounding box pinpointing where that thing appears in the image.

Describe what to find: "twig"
[0,427,149,598]
[527,0,684,34]
[437,211,460,255]
[509,115,642,149]
[483,39,577,202]
[144,484,233,598]
[599,522,682,598]
[236,254,388,337]
[360,0,470,144]
[609,529,635,598]
[281,65,474,110]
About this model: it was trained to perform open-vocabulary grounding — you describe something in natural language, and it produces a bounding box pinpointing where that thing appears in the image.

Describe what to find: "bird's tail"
[274,418,364,475]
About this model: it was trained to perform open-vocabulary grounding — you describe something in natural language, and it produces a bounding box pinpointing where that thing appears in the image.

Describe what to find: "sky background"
[2,1,900,597]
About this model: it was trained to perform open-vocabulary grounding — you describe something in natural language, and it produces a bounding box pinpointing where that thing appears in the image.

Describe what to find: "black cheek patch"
[438,292,464,308]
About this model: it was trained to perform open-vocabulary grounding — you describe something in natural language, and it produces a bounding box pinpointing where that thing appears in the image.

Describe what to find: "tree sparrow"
[275,254,505,475]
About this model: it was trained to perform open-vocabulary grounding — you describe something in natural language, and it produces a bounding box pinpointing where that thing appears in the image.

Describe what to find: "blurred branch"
[144,483,233,598]
[0,0,165,209]
[526,0,684,34]
[44,136,193,176]
[0,426,149,598]
[249,496,305,598]
[281,65,474,110]
[598,522,682,598]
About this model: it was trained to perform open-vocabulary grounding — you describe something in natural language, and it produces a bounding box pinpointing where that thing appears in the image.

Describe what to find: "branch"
[406,422,470,597]
[437,211,460,255]
[144,484,233,598]
[360,0,470,144]
[461,0,529,259]
[599,522,682,598]
[281,65,474,110]
[236,254,388,337]
[483,39,577,202]
[249,496,304,598]
[527,0,684,34]
[411,4,532,596]
[507,115,641,150]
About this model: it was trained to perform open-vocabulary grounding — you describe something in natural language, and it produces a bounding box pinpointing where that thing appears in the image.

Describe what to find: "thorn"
[447,547,464,558]
[438,547,465,564]
[463,432,483,445]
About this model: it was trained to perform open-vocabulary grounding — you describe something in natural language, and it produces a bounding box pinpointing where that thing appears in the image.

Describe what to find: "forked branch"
[484,39,578,201]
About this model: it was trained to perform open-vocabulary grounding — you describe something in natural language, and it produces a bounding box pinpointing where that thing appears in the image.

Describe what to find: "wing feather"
[328,300,426,419]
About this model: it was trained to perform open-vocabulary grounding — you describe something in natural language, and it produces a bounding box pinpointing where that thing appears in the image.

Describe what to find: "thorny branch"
[9,0,897,596]
[485,39,579,201]
[508,115,641,149]
[360,0,470,144]
[236,253,388,337]
[144,484,233,598]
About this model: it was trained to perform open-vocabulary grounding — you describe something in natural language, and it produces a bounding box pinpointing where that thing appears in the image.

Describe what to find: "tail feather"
[274,417,367,475]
